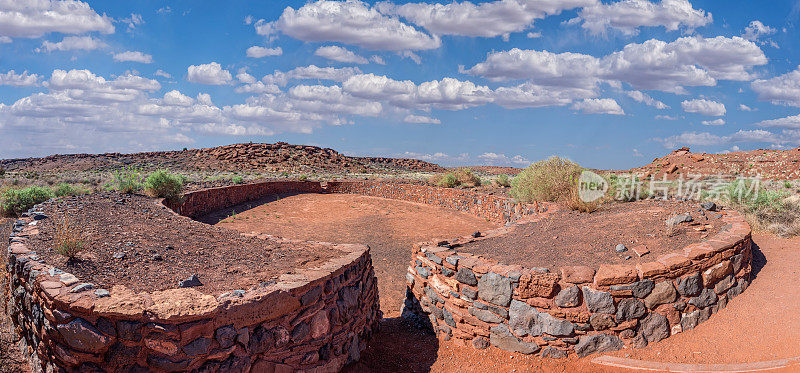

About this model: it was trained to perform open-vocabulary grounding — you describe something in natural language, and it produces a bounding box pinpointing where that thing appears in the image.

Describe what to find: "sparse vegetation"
[144,170,186,202]
[495,174,511,188]
[1,186,54,217]
[232,176,245,184]
[703,180,800,237]
[112,165,144,194]
[429,168,481,188]
[54,183,88,198]
[511,157,582,203]
[511,157,600,212]
[53,213,86,260]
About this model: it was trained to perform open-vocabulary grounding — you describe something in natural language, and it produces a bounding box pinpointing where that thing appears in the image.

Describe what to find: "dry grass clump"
[53,213,86,260]
[511,156,599,212]
[494,174,512,188]
[428,168,482,188]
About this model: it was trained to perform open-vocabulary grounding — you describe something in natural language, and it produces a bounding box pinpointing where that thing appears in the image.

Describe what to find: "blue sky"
[2,0,800,169]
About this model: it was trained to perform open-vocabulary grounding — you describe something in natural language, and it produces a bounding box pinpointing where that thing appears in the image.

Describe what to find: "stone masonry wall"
[402,209,753,358]
[167,181,325,218]
[5,197,380,372]
[324,181,547,224]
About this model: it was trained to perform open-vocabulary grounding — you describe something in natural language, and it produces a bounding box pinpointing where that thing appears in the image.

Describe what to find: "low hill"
[627,146,800,180]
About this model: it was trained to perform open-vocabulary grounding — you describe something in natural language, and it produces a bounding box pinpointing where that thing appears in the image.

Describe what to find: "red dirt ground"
[216,195,800,372]
[627,146,800,180]
[461,199,725,269]
[28,192,341,294]
[212,193,498,315]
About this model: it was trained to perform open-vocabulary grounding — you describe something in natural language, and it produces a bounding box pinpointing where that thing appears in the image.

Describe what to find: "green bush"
[437,173,460,188]
[113,165,144,194]
[54,183,87,197]
[429,168,481,189]
[144,170,186,202]
[232,176,244,185]
[1,186,54,216]
[511,157,582,203]
[495,174,511,187]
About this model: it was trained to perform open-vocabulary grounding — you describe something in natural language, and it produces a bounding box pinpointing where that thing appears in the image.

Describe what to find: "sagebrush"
[144,170,186,202]
[1,186,53,217]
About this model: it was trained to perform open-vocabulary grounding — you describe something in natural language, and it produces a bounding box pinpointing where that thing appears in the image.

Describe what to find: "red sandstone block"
[702,260,732,287]
[517,272,559,298]
[636,261,668,279]
[594,264,638,286]
[523,297,552,309]
[631,245,650,257]
[683,243,715,261]
[560,266,595,284]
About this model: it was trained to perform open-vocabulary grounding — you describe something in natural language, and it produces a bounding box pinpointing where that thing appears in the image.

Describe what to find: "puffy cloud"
[738,104,755,111]
[477,152,530,166]
[0,70,41,86]
[264,65,363,86]
[465,48,602,89]
[246,46,282,58]
[370,55,386,65]
[0,0,114,38]
[375,0,590,39]
[655,114,677,120]
[234,81,281,94]
[756,114,800,129]
[37,35,106,52]
[112,51,153,63]
[626,90,668,109]
[570,98,624,114]
[656,129,792,149]
[236,69,256,84]
[751,66,800,107]
[315,45,369,64]
[403,114,440,124]
[574,0,712,36]
[681,98,725,116]
[0,35,10,43]
[187,62,232,85]
[467,36,766,94]
[162,90,194,106]
[45,69,159,102]
[257,0,440,51]
[742,20,775,41]
[701,118,725,126]
[492,82,595,108]
[343,73,493,110]
[154,69,171,79]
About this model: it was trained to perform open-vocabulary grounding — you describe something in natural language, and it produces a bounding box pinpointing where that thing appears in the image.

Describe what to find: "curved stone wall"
[5,189,380,372]
[402,208,753,358]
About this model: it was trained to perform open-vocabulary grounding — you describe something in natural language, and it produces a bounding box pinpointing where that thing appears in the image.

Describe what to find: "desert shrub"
[113,165,144,194]
[1,186,54,216]
[0,167,5,177]
[429,168,481,189]
[785,181,792,189]
[53,213,86,259]
[511,157,582,203]
[453,168,481,187]
[144,170,186,202]
[495,174,511,188]
[54,183,88,197]
[607,174,651,202]
[232,176,244,185]
[298,175,309,181]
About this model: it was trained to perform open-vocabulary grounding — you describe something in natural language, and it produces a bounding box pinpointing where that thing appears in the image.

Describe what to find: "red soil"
[212,193,498,315]
[28,192,340,294]
[627,146,800,180]
[461,199,725,269]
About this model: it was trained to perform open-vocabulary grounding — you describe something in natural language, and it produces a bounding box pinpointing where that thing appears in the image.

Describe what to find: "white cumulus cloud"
[315,45,369,64]
[0,0,114,38]
[571,98,624,115]
[574,0,712,36]
[681,98,725,116]
[37,35,106,52]
[403,114,440,124]
[112,51,153,63]
[626,90,668,109]
[256,0,440,51]
[246,46,282,58]
[0,70,41,86]
[756,114,800,129]
[751,66,800,107]
[701,118,725,126]
[187,62,232,85]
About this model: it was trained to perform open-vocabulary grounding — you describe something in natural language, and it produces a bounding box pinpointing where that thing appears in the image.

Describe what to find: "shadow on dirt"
[749,240,768,279]
[343,317,439,373]
[196,193,303,225]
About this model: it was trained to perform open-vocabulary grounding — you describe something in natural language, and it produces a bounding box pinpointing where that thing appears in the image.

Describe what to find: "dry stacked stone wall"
[5,183,381,372]
[402,209,753,358]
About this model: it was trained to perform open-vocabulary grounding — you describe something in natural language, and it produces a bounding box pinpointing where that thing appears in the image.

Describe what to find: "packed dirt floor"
[219,195,800,372]
[212,193,499,315]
